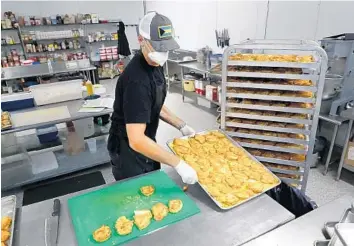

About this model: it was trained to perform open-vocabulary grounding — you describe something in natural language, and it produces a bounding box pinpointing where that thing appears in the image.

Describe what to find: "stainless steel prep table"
[2,98,113,135]
[179,61,221,105]
[14,170,295,246]
[244,194,354,246]
[1,98,113,190]
[1,62,98,84]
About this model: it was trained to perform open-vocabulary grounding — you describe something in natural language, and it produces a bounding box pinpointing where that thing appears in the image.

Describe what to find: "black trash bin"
[266,182,318,218]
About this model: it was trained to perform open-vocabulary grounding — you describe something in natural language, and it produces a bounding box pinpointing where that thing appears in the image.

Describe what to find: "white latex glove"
[180,124,196,136]
[174,160,198,184]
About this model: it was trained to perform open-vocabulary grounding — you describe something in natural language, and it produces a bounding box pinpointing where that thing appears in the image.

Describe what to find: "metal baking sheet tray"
[166,129,281,210]
[227,71,318,81]
[227,60,319,69]
[1,195,17,246]
[326,207,354,246]
[226,131,309,145]
[226,92,316,103]
[335,223,354,246]
[255,156,306,168]
[225,112,312,125]
[225,82,318,92]
[267,166,304,176]
[226,102,314,115]
[324,207,354,238]
[239,142,307,154]
[225,122,311,135]
[279,175,302,184]
[314,240,330,246]
[1,111,13,131]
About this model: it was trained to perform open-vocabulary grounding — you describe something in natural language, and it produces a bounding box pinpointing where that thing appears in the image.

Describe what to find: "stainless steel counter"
[245,194,354,246]
[1,97,114,190]
[2,98,113,135]
[2,61,96,81]
[14,170,295,246]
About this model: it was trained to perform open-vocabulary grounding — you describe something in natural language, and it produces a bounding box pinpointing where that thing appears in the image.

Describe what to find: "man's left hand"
[180,124,195,136]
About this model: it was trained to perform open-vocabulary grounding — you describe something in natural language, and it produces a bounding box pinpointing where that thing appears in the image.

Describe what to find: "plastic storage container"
[30,79,82,106]
[36,125,58,144]
[1,92,35,111]
[59,122,85,155]
[183,75,196,92]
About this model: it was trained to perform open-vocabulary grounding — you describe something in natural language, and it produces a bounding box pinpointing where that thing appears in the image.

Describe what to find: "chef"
[108,12,198,185]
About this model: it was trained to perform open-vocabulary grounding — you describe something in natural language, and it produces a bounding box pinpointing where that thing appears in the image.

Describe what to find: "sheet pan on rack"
[166,129,281,210]
[1,195,17,246]
[225,121,312,135]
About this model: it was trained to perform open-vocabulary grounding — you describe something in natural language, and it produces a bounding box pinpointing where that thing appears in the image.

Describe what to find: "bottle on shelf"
[48,59,53,73]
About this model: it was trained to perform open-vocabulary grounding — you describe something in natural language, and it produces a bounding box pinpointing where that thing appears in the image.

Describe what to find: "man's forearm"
[160,105,184,129]
[129,135,180,167]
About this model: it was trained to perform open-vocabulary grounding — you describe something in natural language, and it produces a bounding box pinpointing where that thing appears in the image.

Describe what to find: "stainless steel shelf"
[1,43,21,46]
[226,103,314,114]
[227,60,319,69]
[1,138,110,191]
[184,90,220,106]
[27,48,85,55]
[225,112,312,125]
[239,142,307,154]
[225,82,318,92]
[225,122,311,135]
[226,92,315,103]
[256,156,306,167]
[267,166,305,176]
[226,131,308,145]
[279,176,302,185]
[343,164,354,172]
[227,71,318,80]
[87,40,117,44]
[1,60,95,81]
[23,36,83,43]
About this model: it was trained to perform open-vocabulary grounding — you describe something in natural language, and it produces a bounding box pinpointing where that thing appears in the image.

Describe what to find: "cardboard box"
[344,141,354,166]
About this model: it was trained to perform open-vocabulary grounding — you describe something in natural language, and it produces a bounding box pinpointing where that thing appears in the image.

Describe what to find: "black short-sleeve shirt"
[110,52,166,141]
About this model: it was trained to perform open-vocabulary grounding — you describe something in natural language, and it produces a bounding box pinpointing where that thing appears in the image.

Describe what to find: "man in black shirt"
[108,12,198,184]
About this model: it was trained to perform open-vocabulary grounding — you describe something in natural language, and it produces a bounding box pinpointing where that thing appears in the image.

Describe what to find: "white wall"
[146,0,354,51]
[2,1,354,51]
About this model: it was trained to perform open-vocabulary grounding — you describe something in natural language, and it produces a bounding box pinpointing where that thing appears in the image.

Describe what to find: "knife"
[45,199,61,246]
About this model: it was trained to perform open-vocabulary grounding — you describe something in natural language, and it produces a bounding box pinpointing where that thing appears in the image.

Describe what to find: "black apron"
[107,71,166,181]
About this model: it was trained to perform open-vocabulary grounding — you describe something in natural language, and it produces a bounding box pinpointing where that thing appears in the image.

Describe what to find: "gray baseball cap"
[139,12,180,52]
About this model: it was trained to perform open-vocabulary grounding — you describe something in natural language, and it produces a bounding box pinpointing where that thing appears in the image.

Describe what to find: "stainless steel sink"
[168,49,197,63]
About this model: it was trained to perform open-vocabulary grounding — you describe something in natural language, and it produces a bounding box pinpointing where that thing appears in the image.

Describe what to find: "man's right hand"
[174,160,198,184]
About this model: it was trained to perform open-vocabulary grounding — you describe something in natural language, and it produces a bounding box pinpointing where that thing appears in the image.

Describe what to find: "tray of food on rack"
[167,129,281,210]
[1,195,17,246]
[227,54,318,69]
[226,87,315,103]
[1,111,12,130]
[229,54,314,63]
[245,148,307,167]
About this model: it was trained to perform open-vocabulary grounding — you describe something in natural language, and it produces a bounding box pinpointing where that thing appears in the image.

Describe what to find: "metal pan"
[323,207,354,244]
[334,223,354,246]
[166,129,281,210]
[1,111,13,130]
[1,195,17,246]
[314,240,330,246]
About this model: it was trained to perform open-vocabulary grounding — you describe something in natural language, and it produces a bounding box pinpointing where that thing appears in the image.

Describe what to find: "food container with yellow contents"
[1,195,16,246]
[167,129,281,210]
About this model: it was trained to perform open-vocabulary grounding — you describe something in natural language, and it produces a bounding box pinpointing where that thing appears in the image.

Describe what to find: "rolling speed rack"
[220,40,328,192]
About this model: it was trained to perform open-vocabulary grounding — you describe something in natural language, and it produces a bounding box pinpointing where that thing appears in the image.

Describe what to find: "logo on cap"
[158,25,172,39]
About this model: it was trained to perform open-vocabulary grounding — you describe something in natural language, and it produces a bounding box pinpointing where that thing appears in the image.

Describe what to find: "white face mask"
[148,51,168,66]
[144,40,168,66]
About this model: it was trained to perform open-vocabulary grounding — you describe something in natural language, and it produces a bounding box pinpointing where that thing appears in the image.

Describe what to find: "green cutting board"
[68,171,200,246]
